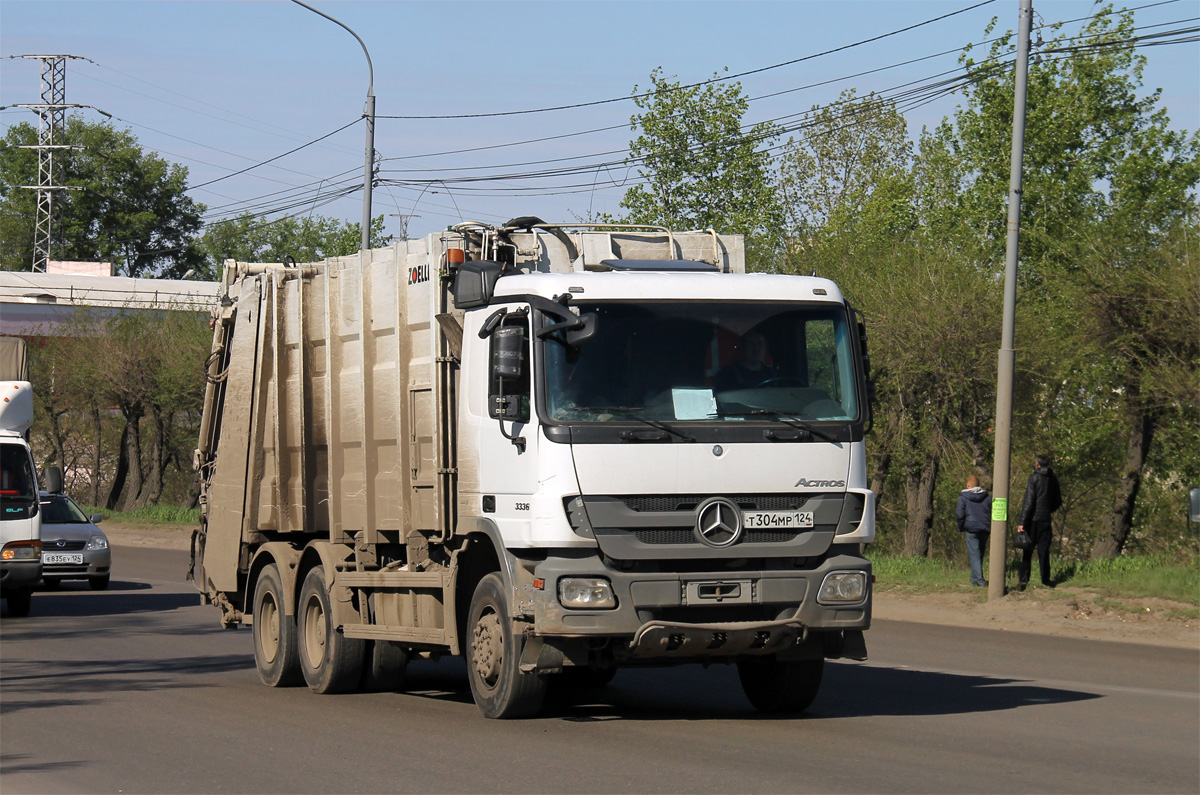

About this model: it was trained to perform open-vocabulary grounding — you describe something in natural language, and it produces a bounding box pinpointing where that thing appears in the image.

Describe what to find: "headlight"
[817,571,867,604]
[558,577,616,609]
[2,540,42,560]
[86,535,108,551]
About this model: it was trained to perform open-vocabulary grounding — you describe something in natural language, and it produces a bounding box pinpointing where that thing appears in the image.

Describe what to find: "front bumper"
[41,548,111,581]
[1,559,43,592]
[522,550,870,660]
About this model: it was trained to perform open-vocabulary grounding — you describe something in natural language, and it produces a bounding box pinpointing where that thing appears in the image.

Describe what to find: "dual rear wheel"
[253,563,407,694]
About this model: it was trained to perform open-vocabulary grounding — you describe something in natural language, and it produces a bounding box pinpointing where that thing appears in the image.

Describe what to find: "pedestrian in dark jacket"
[1017,453,1062,590]
[956,476,992,587]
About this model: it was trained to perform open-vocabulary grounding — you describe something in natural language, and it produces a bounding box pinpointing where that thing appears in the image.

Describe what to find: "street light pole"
[988,0,1034,602]
[290,0,375,252]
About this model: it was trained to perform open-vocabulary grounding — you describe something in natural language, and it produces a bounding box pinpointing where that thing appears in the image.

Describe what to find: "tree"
[0,116,205,277]
[943,6,1200,556]
[778,89,915,265]
[198,213,391,277]
[619,69,784,265]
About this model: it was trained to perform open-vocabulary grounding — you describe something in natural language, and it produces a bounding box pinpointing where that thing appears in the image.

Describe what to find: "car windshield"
[41,495,90,523]
[543,301,860,424]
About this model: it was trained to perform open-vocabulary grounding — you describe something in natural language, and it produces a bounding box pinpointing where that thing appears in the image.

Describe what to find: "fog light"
[817,571,867,604]
[86,535,108,551]
[2,540,42,560]
[558,577,616,609]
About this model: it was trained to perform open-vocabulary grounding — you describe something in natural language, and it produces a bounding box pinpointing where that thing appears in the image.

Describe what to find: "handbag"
[1013,529,1034,551]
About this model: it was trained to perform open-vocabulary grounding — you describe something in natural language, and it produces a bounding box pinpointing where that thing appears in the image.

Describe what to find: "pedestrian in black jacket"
[1017,453,1062,590]
[956,475,992,587]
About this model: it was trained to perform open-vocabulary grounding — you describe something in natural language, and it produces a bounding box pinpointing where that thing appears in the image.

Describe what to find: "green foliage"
[620,68,784,262]
[84,504,201,525]
[30,308,212,511]
[873,552,1199,605]
[198,213,391,279]
[779,89,915,264]
[0,116,205,277]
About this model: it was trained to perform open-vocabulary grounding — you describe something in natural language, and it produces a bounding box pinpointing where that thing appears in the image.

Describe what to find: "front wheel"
[88,574,110,591]
[466,573,547,719]
[5,588,32,617]
[297,566,364,694]
[737,655,824,713]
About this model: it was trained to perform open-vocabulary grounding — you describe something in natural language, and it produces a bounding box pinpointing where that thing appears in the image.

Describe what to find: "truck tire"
[737,655,824,713]
[297,566,364,694]
[466,573,547,719]
[5,588,32,617]
[252,563,302,687]
[361,640,408,692]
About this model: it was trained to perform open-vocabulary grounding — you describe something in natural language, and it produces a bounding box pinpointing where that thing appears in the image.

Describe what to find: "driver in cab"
[714,331,779,392]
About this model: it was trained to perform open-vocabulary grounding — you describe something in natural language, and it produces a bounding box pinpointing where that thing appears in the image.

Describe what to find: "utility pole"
[988,0,1034,602]
[290,1,376,253]
[9,55,88,271]
[389,213,420,241]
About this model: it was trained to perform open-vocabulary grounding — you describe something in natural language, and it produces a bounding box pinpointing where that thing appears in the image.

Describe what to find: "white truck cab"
[1,374,42,618]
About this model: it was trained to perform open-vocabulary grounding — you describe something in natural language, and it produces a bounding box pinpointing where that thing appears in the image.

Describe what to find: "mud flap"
[517,632,565,674]
[823,629,868,661]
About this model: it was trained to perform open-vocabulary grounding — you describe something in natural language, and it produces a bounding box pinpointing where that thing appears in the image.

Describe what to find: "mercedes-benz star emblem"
[695,497,743,548]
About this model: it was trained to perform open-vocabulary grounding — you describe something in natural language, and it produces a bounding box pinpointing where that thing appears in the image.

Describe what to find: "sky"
[2,0,1198,243]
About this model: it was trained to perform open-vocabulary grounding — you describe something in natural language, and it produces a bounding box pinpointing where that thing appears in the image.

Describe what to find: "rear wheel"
[466,573,546,719]
[737,655,824,713]
[252,563,302,687]
[5,588,32,617]
[88,574,110,591]
[297,566,364,694]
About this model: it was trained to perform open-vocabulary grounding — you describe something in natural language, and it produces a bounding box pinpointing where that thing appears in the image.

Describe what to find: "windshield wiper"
[713,408,838,443]
[587,406,696,442]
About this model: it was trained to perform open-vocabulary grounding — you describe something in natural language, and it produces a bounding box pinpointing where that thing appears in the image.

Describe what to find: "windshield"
[1,441,38,519]
[41,495,90,523]
[543,301,860,424]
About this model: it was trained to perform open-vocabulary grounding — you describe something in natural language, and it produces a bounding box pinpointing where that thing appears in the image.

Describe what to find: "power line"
[186,117,361,191]
[377,0,999,120]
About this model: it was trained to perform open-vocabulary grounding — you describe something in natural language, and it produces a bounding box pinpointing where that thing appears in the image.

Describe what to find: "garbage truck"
[1,337,44,617]
[191,220,876,718]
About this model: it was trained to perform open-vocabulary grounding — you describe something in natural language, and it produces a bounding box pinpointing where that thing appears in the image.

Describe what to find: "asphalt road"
[2,545,1197,795]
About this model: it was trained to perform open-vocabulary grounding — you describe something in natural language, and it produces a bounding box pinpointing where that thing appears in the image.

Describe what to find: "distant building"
[46,261,114,278]
[0,271,220,336]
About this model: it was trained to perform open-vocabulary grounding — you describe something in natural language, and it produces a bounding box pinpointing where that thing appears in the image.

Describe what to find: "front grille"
[633,528,798,544]
[42,539,86,551]
[620,494,809,513]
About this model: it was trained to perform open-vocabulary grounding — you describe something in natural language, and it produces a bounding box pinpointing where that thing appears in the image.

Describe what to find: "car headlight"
[558,577,616,609]
[2,540,42,560]
[86,535,108,551]
[817,571,867,604]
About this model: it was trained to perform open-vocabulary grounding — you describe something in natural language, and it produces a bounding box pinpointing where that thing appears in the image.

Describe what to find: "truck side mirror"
[492,324,525,381]
[488,317,530,426]
[44,465,63,495]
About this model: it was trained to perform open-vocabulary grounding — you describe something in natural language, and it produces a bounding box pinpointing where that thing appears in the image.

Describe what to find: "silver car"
[39,493,111,590]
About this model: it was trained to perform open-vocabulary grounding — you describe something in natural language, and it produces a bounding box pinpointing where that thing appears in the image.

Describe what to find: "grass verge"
[871,553,1199,608]
[85,504,200,525]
